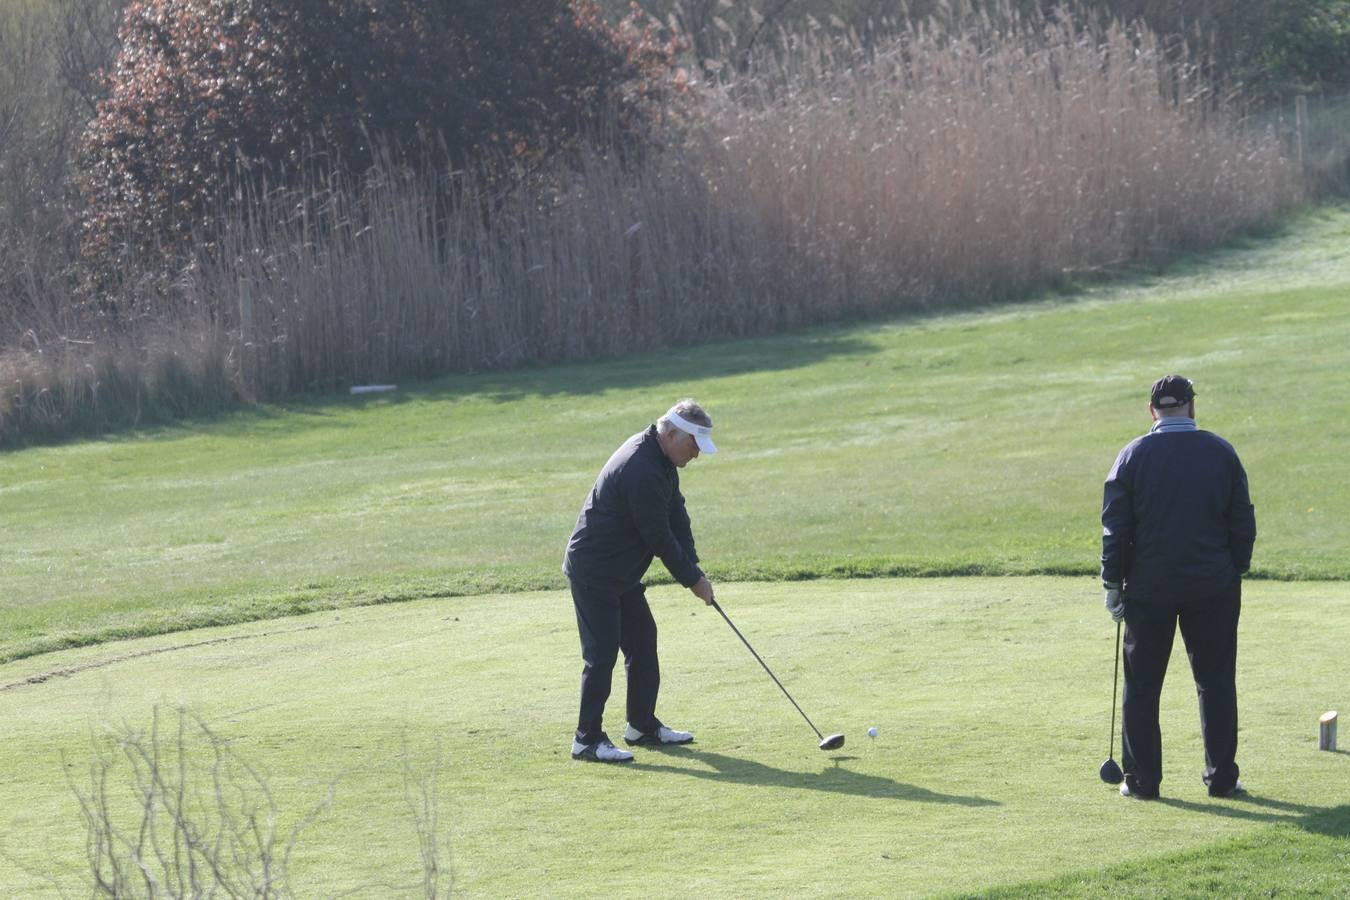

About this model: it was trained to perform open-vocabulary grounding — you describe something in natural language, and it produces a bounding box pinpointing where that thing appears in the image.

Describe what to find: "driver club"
[1099,620,1125,785]
[710,597,845,751]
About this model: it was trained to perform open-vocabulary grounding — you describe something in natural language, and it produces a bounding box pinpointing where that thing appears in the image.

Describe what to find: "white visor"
[666,409,717,454]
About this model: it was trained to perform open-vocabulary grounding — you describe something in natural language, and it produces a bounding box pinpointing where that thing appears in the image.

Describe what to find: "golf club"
[710,597,845,751]
[1099,620,1125,785]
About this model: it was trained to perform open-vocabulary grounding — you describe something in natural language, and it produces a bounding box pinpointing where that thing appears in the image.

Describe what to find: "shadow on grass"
[1297,802,1350,837]
[270,329,876,423]
[1156,791,1346,829]
[68,329,876,448]
[635,746,999,806]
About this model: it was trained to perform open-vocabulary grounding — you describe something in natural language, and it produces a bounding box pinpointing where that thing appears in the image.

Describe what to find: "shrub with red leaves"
[79,0,687,261]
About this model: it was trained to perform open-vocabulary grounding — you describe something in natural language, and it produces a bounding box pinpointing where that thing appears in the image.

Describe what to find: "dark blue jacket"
[1101,425,1256,603]
[563,426,703,591]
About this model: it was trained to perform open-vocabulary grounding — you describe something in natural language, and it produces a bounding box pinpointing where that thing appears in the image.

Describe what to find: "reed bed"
[0,11,1307,443]
[711,14,1303,308]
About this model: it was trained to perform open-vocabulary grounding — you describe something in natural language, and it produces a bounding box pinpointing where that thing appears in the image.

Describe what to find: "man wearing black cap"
[1101,375,1257,799]
[563,399,718,763]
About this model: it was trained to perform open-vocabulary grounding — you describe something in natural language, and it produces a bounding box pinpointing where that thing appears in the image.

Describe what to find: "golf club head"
[1099,757,1124,785]
[819,733,846,751]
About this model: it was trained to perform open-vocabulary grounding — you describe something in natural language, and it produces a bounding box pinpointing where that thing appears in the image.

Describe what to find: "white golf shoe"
[570,735,634,763]
[623,723,694,746]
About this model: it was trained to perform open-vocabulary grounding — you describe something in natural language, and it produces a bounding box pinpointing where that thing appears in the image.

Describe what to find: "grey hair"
[657,398,712,435]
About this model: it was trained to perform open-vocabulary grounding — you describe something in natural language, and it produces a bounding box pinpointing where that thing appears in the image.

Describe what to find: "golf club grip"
[710,599,824,740]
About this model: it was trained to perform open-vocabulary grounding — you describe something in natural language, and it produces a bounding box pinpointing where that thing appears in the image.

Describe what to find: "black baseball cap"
[1151,375,1195,410]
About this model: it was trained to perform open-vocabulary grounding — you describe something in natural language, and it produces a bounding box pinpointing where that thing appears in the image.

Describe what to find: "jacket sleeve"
[1101,448,1134,586]
[669,486,699,566]
[627,469,704,588]
[1227,455,1257,575]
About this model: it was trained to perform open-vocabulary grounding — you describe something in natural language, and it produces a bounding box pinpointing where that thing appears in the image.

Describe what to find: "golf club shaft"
[711,598,824,740]
[1109,620,1121,759]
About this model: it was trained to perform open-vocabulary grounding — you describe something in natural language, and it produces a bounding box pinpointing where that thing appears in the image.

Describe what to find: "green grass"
[0,578,1345,896]
[4,206,1350,664]
[3,207,1350,896]
[968,803,1350,898]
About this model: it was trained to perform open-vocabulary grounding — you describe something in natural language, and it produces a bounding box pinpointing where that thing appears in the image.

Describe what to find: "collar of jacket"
[643,424,676,470]
[1150,416,1197,433]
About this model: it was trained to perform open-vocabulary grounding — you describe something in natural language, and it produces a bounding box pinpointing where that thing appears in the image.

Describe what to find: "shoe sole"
[624,734,694,747]
[571,750,634,763]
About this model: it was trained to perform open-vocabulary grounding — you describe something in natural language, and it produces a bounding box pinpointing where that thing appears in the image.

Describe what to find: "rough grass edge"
[2,562,1342,668]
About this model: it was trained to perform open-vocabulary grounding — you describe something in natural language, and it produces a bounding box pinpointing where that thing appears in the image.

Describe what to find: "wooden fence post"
[1319,710,1338,751]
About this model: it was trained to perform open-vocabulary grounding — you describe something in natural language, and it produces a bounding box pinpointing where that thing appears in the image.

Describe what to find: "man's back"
[563,426,700,591]
[1103,428,1256,603]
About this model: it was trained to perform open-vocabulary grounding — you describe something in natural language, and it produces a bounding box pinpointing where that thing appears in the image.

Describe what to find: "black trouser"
[571,579,662,745]
[1121,578,1241,795]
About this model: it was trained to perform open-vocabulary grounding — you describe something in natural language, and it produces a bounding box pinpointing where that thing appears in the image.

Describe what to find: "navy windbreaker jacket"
[1101,427,1256,603]
[563,426,703,591]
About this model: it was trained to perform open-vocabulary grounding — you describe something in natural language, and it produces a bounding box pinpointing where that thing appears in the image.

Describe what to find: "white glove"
[1103,583,1124,622]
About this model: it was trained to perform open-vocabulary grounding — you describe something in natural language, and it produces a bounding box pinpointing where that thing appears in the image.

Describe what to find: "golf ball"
[867,726,878,738]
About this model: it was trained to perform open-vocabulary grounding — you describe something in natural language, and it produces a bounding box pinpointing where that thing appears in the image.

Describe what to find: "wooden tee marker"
[1320,710,1338,751]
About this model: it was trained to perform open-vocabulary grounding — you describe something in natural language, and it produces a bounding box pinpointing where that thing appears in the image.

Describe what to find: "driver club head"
[819,733,846,751]
[1099,757,1124,785]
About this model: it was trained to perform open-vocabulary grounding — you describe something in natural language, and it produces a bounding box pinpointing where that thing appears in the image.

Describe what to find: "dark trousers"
[571,579,661,745]
[1121,579,1241,795]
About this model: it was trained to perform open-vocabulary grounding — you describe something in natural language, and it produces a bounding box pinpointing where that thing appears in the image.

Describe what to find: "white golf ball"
[867,726,878,738]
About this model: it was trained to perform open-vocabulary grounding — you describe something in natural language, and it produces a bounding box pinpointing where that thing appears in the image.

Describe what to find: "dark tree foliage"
[1089,0,1350,97]
[79,0,687,259]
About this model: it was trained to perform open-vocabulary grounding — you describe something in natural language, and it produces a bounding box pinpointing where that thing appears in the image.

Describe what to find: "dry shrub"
[69,708,331,897]
[58,707,454,897]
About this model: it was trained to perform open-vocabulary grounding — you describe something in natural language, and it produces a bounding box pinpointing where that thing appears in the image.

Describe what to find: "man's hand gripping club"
[1103,583,1124,623]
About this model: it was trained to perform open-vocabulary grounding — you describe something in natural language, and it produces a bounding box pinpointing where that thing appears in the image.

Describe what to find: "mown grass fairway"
[3,207,1350,664]
[0,579,1346,896]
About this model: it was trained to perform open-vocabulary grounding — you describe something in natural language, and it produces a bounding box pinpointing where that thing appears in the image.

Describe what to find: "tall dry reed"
[0,9,1308,442]
[186,147,784,401]
[709,13,1303,310]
